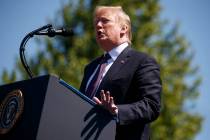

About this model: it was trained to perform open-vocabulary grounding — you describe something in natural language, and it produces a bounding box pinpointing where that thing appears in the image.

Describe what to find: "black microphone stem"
[19,24,52,79]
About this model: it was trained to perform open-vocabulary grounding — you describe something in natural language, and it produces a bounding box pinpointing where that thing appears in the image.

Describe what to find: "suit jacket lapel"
[98,46,132,89]
[82,55,103,92]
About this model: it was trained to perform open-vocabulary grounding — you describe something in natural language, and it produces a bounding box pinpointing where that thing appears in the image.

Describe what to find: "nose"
[95,20,102,29]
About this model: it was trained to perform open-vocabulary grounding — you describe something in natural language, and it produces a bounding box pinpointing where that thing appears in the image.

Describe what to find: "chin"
[97,38,106,44]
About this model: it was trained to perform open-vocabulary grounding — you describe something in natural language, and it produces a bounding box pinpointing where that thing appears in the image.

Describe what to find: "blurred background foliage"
[1,0,202,139]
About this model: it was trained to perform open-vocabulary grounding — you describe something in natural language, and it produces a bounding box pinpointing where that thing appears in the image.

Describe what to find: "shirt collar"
[106,42,129,61]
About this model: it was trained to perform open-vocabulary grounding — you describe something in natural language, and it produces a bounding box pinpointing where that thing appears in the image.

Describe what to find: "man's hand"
[93,90,118,115]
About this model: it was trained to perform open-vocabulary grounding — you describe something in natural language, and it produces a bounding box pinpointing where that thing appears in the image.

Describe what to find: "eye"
[95,18,111,25]
[101,18,110,24]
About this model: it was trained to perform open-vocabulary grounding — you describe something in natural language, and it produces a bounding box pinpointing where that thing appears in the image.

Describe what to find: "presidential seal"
[0,90,24,134]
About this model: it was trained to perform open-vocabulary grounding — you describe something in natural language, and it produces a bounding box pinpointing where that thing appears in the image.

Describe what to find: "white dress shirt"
[85,42,129,91]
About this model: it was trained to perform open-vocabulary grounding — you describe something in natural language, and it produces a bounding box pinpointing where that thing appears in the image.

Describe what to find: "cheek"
[106,26,119,35]
[109,28,121,39]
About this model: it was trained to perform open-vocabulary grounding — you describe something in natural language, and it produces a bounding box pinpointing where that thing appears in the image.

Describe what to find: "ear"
[121,25,128,33]
[120,25,128,37]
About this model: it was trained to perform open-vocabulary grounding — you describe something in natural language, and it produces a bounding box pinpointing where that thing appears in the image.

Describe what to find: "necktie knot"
[101,53,111,64]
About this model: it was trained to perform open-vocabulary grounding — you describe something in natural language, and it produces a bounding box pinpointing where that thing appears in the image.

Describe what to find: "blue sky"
[0,0,209,139]
[160,0,210,139]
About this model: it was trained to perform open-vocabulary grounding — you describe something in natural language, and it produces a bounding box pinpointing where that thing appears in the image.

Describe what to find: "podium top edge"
[0,74,58,87]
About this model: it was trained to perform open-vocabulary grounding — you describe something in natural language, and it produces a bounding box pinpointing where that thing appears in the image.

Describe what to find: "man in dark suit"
[80,6,162,140]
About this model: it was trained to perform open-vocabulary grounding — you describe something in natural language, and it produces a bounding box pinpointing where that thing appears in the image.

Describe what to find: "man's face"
[94,9,122,51]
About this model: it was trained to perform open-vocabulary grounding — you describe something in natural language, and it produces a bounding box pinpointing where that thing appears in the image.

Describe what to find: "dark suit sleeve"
[79,65,88,94]
[117,56,162,125]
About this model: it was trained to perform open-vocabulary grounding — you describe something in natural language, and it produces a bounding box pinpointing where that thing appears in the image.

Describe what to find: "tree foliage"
[1,0,202,139]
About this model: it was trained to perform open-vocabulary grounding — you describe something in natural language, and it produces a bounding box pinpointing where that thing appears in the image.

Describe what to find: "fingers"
[100,90,110,107]
[94,90,118,115]
[107,91,110,103]
[109,97,118,115]
[109,97,114,107]
[100,90,106,103]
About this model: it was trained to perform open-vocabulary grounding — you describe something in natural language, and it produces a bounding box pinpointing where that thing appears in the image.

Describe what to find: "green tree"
[1,0,202,139]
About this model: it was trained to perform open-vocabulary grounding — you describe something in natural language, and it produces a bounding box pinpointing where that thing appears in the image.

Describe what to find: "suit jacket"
[80,47,162,140]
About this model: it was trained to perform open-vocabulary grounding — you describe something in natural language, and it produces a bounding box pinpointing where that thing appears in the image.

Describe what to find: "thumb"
[93,97,102,105]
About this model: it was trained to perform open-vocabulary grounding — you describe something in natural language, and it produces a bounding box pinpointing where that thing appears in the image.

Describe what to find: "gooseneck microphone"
[35,27,74,37]
[20,24,73,79]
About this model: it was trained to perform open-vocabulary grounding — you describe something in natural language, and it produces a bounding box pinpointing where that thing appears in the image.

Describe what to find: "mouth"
[97,30,103,36]
[97,32,106,41]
